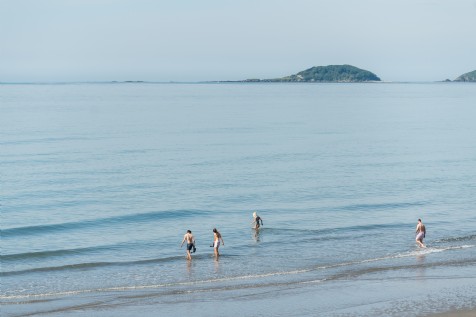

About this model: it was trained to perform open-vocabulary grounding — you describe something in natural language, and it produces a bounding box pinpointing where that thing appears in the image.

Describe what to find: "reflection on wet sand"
[415,253,426,279]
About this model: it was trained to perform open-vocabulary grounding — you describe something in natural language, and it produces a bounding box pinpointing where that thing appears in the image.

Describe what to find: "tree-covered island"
[243,65,381,83]
[454,70,476,82]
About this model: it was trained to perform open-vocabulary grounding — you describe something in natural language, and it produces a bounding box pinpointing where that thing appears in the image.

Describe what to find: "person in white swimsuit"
[212,228,224,257]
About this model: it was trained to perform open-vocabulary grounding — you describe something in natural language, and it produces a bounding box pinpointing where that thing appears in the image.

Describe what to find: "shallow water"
[1,82,475,316]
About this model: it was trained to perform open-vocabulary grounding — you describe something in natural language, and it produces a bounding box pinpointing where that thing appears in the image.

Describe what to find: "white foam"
[0,269,314,300]
[2,244,473,301]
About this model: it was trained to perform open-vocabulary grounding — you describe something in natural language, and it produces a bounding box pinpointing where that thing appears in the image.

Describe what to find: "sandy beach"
[4,259,475,317]
[425,310,476,317]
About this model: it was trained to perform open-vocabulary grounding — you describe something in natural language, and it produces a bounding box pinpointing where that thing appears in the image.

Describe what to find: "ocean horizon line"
[0,80,471,85]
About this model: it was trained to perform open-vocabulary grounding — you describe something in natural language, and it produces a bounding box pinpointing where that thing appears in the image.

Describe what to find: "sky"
[1,0,475,82]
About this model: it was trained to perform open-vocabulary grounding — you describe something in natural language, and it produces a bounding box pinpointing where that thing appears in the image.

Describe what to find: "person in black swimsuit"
[180,230,195,260]
[252,211,263,230]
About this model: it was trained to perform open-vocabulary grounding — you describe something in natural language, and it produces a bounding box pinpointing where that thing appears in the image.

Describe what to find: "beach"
[427,311,476,317]
[4,254,475,317]
[1,82,475,316]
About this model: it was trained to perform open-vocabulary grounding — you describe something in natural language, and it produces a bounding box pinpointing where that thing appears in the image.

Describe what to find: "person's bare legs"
[416,237,425,248]
[186,249,192,260]
[214,246,219,257]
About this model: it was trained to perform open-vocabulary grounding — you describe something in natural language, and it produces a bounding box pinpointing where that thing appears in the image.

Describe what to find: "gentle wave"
[359,244,475,262]
[0,136,98,146]
[1,271,308,300]
[3,228,473,275]
[2,245,475,301]
[1,247,96,262]
[0,254,192,277]
[337,201,427,211]
[1,241,145,262]
[300,244,476,274]
[319,256,476,282]
[1,209,213,238]
[434,234,476,243]
[264,222,409,235]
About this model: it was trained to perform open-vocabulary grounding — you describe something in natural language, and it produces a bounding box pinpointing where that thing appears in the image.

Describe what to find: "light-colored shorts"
[214,241,220,248]
[416,232,425,240]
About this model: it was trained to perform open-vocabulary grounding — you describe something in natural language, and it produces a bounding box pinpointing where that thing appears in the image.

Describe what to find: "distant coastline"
[1,67,475,84]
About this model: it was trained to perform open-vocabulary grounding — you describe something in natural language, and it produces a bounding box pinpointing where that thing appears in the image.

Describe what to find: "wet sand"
[4,263,475,317]
[425,310,476,317]
[3,246,475,317]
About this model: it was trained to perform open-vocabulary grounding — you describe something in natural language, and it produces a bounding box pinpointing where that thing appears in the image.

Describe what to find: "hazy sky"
[1,0,475,82]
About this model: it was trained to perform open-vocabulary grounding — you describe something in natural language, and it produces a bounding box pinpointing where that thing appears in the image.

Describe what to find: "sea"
[1,82,475,317]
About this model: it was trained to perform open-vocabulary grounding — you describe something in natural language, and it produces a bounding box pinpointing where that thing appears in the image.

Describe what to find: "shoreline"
[3,263,475,317]
[425,309,476,317]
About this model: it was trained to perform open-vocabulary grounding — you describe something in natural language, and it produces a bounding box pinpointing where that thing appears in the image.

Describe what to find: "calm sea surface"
[1,83,475,316]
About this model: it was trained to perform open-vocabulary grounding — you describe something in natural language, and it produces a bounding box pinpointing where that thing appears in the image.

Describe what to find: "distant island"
[453,70,476,82]
[243,65,381,83]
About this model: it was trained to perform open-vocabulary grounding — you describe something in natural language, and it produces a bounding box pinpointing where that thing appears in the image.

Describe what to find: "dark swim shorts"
[187,243,193,251]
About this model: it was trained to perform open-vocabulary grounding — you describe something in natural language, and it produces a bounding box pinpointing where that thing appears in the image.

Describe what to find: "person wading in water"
[415,219,426,248]
[252,211,263,230]
[180,230,195,260]
[212,228,224,258]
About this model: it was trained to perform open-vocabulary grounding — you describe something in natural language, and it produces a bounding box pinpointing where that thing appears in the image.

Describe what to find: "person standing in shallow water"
[252,211,263,230]
[180,230,195,260]
[212,228,224,257]
[415,219,426,248]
